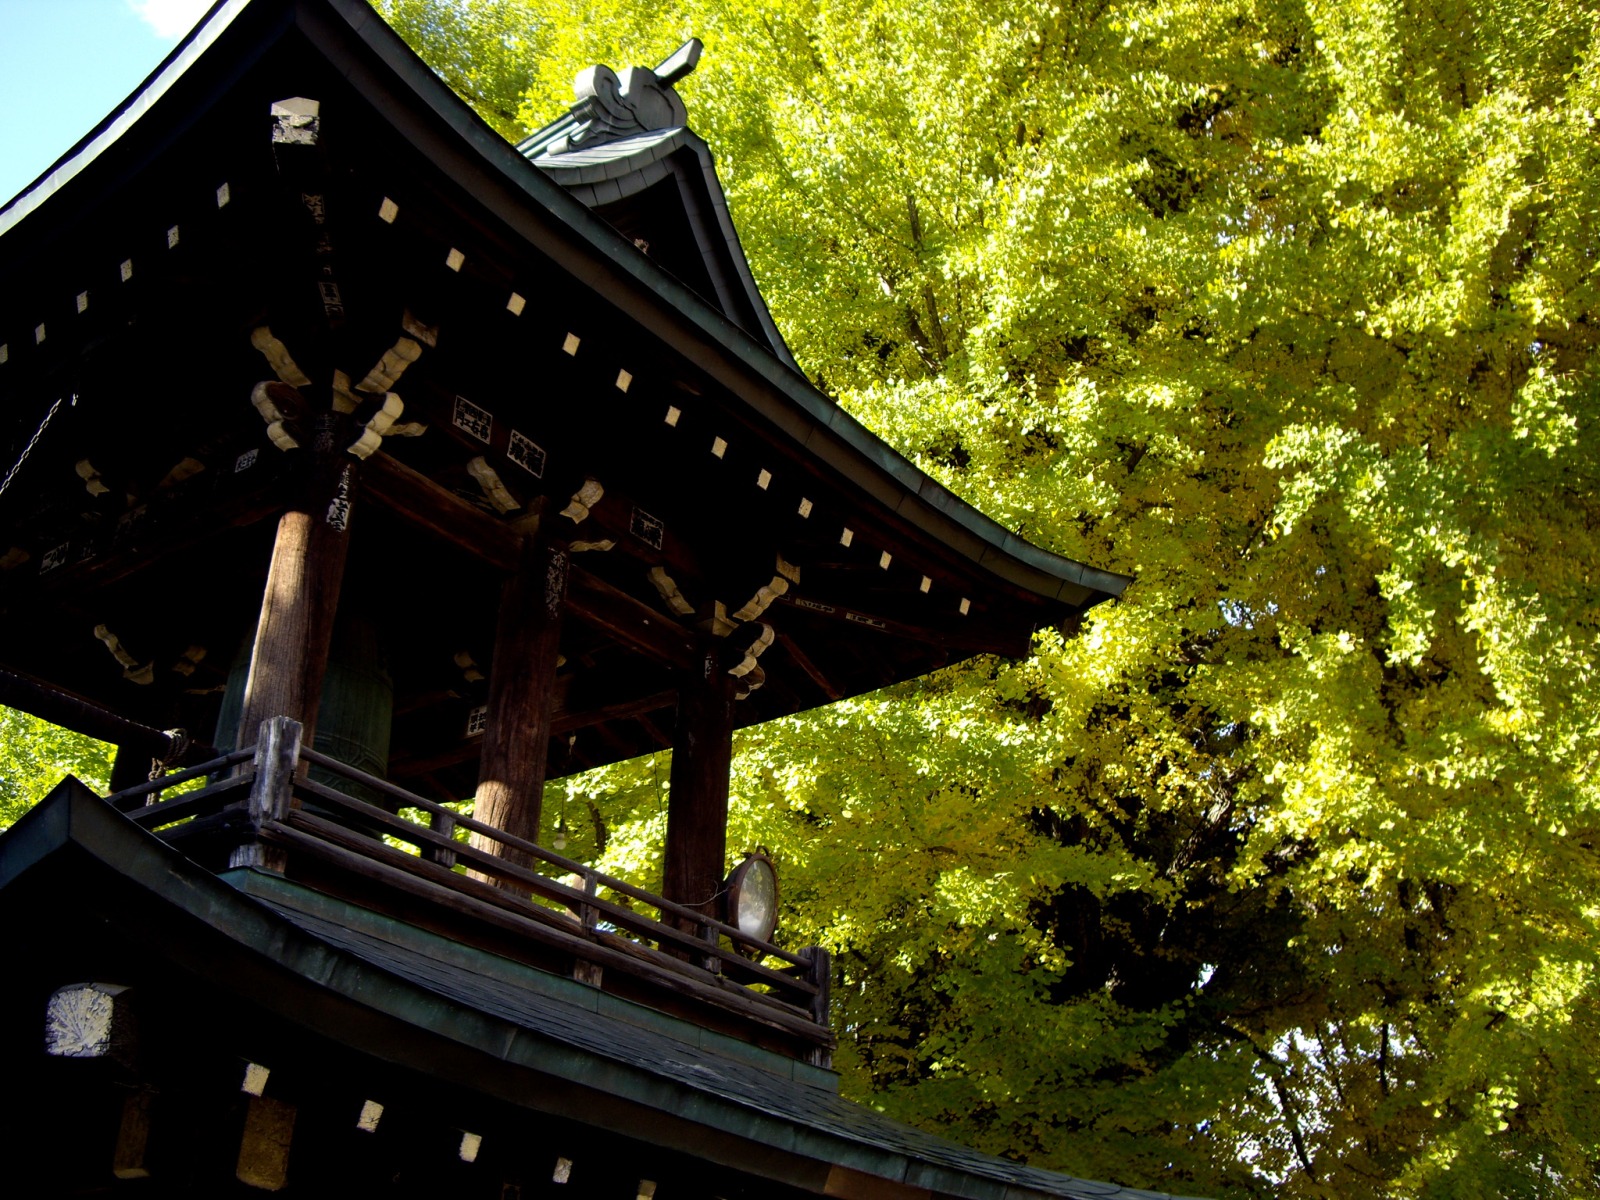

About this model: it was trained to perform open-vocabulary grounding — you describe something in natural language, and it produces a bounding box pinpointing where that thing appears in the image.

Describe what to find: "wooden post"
[580,874,600,933]
[803,945,832,1067]
[469,537,567,876]
[230,716,302,871]
[236,412,357,751]
[425,808,457,869]
[662,647,736,917]
[701,920,722,976]
[573,874,605,987]
[803,945,831,1024]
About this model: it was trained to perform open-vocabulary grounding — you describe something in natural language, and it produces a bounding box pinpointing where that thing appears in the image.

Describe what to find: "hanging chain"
[0,393,72,501]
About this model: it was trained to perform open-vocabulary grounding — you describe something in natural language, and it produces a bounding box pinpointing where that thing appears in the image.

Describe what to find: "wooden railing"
[105,716,832,1060]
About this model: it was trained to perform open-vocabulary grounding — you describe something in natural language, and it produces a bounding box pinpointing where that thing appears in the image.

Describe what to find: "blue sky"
[0,0,215,207]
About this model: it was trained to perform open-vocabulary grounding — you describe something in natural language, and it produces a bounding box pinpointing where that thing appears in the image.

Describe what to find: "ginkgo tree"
[7,0,1593,1194]
[393,0,1598,1195]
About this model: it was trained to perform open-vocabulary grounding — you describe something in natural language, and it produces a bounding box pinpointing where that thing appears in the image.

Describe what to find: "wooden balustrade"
[101,716,833,1057]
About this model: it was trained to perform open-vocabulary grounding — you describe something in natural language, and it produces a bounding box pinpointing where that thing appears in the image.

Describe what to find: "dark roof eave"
[0,0,255,231]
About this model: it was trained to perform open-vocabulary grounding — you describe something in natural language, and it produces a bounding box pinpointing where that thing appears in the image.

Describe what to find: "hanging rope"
[0,393,72,501]
[146,728,192,783]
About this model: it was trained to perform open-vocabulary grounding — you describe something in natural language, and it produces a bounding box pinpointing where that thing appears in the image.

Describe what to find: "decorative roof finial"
[538,38,704,156]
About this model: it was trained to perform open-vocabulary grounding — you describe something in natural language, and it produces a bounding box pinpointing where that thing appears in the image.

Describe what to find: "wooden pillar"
[236,412,357,750]
[663,647,737,915]
[470,536,567,873]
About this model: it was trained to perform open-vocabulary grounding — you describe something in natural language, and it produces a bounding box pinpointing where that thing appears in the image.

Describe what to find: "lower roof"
[0,778,1207,1200]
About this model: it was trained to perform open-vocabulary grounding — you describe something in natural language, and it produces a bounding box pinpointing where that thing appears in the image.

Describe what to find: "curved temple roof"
[0,0,1129,621]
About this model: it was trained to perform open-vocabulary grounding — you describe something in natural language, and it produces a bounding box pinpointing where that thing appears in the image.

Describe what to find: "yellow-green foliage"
[328,1,1600,1193]
[0,708,111,828]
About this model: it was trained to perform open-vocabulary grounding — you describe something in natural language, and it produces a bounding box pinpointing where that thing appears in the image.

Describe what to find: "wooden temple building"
[0,1,1196,1196]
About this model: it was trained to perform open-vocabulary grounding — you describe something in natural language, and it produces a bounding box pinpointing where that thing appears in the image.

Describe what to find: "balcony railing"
[103,716,832,1062]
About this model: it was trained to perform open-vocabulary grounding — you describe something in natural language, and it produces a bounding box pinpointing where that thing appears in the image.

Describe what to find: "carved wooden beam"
[387,686,678,780]
[400,377,722,591]
[567,568,696,671]
[364,451,697,670]
[13,489,283,608]
[362,450,519,570]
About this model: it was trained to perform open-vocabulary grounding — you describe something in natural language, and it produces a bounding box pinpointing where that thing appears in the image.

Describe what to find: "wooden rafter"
[363,451,698,670]
[774,633,842,702]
